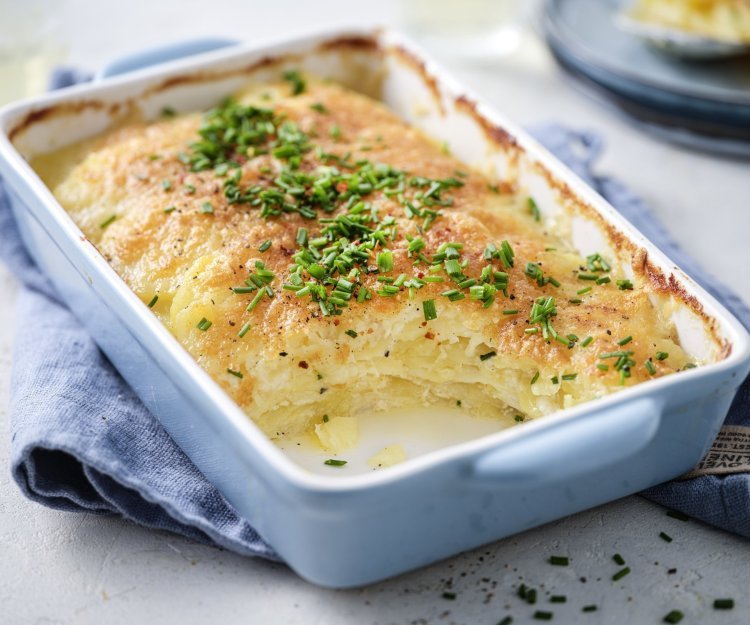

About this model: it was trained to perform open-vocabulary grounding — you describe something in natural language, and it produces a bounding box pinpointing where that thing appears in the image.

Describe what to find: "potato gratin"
[33,73,694,450]
[630,0,750,43]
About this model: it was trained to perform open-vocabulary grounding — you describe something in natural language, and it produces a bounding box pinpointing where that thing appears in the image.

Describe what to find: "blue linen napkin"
[1,73,749,555]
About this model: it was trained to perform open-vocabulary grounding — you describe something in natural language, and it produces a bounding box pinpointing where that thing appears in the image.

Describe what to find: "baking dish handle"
[471,397,662,485]
[95,38,240,81]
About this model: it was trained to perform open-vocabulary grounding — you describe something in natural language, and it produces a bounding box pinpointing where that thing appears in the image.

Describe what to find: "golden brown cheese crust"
[35,78,690,438]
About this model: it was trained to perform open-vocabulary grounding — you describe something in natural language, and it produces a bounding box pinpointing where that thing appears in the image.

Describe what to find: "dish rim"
[0,25,748,495]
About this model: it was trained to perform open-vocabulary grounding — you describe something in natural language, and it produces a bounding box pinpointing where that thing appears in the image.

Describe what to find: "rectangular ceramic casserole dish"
[1,27,748,588]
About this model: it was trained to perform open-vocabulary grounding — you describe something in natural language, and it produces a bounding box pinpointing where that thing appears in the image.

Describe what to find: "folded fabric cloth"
[1,72,748,558]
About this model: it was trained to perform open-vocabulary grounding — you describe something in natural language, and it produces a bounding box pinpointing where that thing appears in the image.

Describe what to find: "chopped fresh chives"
[147,295,158,308]
[645,360,657,375]
[423,299,437,321]
[310,102,328,113]
[577,286,592,295]
[259,239,272,252]
[596,364,609,372]
[308,263,326,280]
[514,415,524,422]
[498,617,513,625]
[480,351,497,361]
[547,277,561,288]
[442,289,465,301]
[612,567,630,581]
[569,298,582,304]
[713,599,734,610]
[345,329,358,339]
[663,610,683,624]
[226,368,243,379]
[441,592,456,600]
[533,611,552,621]
[525,328,539,334]
[526,588,537,604]
[528,197,541,222]
[238,320,252,338]
[596,276,611,285]
[200,201,214,214]
[296,227,308,246]
[613,553,625,565]
[377,250,394,273]
[549,555,569,566]
[378,285,400,296]
[581,336,593,347]
[283,69,306,95]
[196,317,212,331]
[618,336,633,346]
[530,371,540,385]
[232,286,257,294]
[659,531,673,543]
[100,214,117,229]
[550,595,566,603]
[666,509,688,521]
[444,258,462,277]
[656,351,669,361]
[330,124,342,140]
[322,414,329,422]
[599,350,635,359]
[183,184,196,194]
[585,252,611,272]
[247,288,266,312]
[407,236,425,255]
[164,206,176,214]
[577,273,598,281]
[561,373,577,381]
[582,605,597,613]
[617,279,634,290]
[324,459,347,467]
[551,376,559,384]
[503,309,519,315]
[161,179,172,191]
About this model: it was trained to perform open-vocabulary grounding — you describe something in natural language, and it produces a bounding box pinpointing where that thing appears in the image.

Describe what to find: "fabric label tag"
[683,425,750,478]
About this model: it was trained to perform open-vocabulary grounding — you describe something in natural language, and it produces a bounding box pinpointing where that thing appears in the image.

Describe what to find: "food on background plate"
[33,71,695,457]
[628,0,750,43]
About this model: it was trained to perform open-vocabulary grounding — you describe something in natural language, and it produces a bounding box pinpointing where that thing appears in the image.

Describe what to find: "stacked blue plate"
[543,0,750,157]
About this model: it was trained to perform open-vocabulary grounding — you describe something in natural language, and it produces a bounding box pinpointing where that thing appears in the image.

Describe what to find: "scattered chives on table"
[612,567,630,581]
[713,598,734,610]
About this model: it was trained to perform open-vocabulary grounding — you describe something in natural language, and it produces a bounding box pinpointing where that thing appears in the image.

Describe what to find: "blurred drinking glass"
[401,0,525,59]
[0,0,67,106]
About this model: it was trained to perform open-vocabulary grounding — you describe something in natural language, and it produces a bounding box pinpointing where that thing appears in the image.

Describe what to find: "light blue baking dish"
[1,28,748,588]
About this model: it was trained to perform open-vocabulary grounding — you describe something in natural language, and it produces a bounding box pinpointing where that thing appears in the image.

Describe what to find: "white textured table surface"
[1,2,749,624]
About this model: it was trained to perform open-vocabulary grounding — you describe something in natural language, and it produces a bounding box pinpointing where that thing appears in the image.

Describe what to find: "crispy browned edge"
[9,35,379,142]
[529,151,729,359]
[9,32,731,359]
